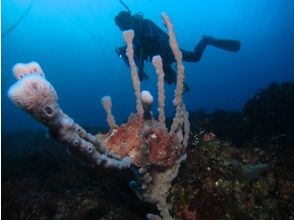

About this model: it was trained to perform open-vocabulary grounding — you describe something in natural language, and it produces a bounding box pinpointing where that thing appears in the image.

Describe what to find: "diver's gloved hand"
[115,45,127,57]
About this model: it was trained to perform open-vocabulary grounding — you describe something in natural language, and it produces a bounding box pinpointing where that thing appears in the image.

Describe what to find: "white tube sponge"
[141,90,153,121]
[152,55,166,129]
[101,96,117,129]
[141,90,153,112]
[161,13,185,107]
[123,30,144,117]
[161,13,187,136]
[141,90,153,110]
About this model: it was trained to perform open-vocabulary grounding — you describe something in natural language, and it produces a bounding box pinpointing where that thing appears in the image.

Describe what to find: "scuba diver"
[115,1,241,91]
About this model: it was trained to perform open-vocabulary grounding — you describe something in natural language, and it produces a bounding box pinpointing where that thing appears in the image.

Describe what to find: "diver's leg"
[181,36,241,63]
[183,82,190,93]
[181,44,206,62]
[181,38,208,63]
[163,64,177,85]
[163,64,190,92]
[202,35,241,52]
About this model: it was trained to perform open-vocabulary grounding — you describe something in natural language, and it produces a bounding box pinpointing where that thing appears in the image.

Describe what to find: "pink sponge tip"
[101,96,112,112]
[12,61,44,80]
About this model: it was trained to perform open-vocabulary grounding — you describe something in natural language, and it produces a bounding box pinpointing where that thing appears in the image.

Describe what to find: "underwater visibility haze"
[2,0,293,133]
[2,0,294,219]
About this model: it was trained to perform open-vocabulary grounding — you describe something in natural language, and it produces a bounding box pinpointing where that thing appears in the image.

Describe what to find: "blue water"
[2,0,294,133]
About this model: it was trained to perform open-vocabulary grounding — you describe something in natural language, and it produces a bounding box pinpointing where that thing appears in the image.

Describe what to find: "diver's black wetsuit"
[115,12,241,89]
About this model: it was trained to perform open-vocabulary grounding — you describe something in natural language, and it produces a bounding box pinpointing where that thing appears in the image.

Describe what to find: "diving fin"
[202,35,241,52]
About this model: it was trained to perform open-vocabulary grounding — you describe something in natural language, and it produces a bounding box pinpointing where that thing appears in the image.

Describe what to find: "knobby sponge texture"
[8,74,58,121]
